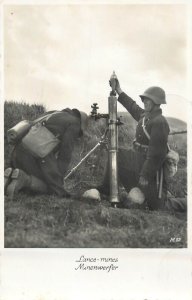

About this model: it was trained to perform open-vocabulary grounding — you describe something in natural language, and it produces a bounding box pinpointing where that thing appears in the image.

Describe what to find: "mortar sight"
[90,103,108,120]
[91,103,99,118]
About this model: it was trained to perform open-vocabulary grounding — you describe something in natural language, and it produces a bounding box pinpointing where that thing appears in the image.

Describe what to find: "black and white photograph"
[3,3,188,248]
[1,1,192,299]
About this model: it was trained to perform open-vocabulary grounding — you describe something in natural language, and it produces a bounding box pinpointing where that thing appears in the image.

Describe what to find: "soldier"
[4,108,88,199]
[98,77,186,212]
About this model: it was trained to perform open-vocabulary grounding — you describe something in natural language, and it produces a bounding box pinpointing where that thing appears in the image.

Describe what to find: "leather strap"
[32,111,60,126]
[142,117,150,140]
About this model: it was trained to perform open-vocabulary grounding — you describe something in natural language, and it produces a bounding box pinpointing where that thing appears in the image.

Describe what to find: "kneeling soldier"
[5,108,88,199]
[98,77,186,212]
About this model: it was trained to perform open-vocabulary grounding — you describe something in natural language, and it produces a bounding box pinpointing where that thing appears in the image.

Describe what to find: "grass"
[4,193,187,248]
[4,101,187,248]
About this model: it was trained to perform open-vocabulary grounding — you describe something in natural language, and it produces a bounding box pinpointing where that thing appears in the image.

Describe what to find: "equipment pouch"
[22,123,60,158]
[163,148,179,180]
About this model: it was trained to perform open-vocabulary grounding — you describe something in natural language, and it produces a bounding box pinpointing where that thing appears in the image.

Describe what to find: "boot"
[6,169,31,200]
[165,192,187,212]
[4,167,13,194]
[6,169,47,200]
[30,175,48,194]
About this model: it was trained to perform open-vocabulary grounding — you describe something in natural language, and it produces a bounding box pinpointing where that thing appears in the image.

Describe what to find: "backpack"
[7,112,60,158]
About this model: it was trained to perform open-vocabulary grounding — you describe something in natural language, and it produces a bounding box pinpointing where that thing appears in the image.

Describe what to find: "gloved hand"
[138,176,149,188]
[109,77,123,95]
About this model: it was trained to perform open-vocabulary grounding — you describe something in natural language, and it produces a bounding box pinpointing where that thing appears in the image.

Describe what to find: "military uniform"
[118,92,170,209]
[11,108,82,197]
[99,91,187,211]
[99,92,170,210]
[119,93,169,176]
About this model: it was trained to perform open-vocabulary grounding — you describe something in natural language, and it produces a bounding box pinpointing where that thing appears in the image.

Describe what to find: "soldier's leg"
[165,193,187,212]
[142,180,165,210]
[6,169,48,200]
[5,144,48,198]
[39,152,70,197]
[4,167,13,192]
[118,148,139,191]
[12,143,69,197]
[12,143,45,180]
[96,158,110,195]
[97,148,138,196]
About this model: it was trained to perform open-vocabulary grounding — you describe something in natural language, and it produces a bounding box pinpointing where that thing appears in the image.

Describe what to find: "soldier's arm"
[140,118,169,180]
[57,124,81,175]
[114,79,144,121]
[118,92,144,122]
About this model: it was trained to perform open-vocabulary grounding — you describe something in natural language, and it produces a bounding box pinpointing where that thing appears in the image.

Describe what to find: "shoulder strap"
[142,117,170,151]
[32,111,60,125]
[142,117,150,140]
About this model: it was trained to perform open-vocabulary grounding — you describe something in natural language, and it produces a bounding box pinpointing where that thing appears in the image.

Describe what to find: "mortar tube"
[108,95,119,205]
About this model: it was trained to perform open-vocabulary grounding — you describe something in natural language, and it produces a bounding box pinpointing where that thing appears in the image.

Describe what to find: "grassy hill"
[4,101,187,248]
[166,117,186,129]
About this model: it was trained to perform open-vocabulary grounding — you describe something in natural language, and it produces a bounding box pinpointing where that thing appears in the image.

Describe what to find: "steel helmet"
[72,109,88,134]
[140,86,166,105]
[79,111,88,134]
[128,187,145,204]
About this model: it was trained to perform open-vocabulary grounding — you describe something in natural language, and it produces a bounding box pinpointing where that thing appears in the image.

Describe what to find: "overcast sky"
[4,4,189,121]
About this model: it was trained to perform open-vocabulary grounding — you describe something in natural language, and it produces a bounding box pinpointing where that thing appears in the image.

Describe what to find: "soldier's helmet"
[79,111,89,134]
[72,109,89,135]
[128,187,145,204]
[139,86,166,105]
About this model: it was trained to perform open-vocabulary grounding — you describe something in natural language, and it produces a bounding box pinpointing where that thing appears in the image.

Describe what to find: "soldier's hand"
[109,78,123,95]
[115,78,123,95]
[138,176,148,188]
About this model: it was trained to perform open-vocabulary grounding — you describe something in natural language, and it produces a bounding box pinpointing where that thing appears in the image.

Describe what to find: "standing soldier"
[98,77,186,212]
[5,108,88,199]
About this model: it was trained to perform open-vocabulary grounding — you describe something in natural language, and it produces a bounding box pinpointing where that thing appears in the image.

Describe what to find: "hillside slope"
[4,101,187,248]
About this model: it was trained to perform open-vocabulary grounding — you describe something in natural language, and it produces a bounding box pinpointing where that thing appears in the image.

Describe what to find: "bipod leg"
[64,127,109,182]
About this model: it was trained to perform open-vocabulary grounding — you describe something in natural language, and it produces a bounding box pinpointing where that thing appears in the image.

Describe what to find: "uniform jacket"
[118,92,170,180]
[45,108,81,175]
[12,108,82,196]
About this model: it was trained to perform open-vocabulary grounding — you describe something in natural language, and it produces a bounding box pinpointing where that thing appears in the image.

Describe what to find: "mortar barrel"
[108,95,119,204]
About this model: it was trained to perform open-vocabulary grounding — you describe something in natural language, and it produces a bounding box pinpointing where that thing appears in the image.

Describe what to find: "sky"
[3,4,189,121]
